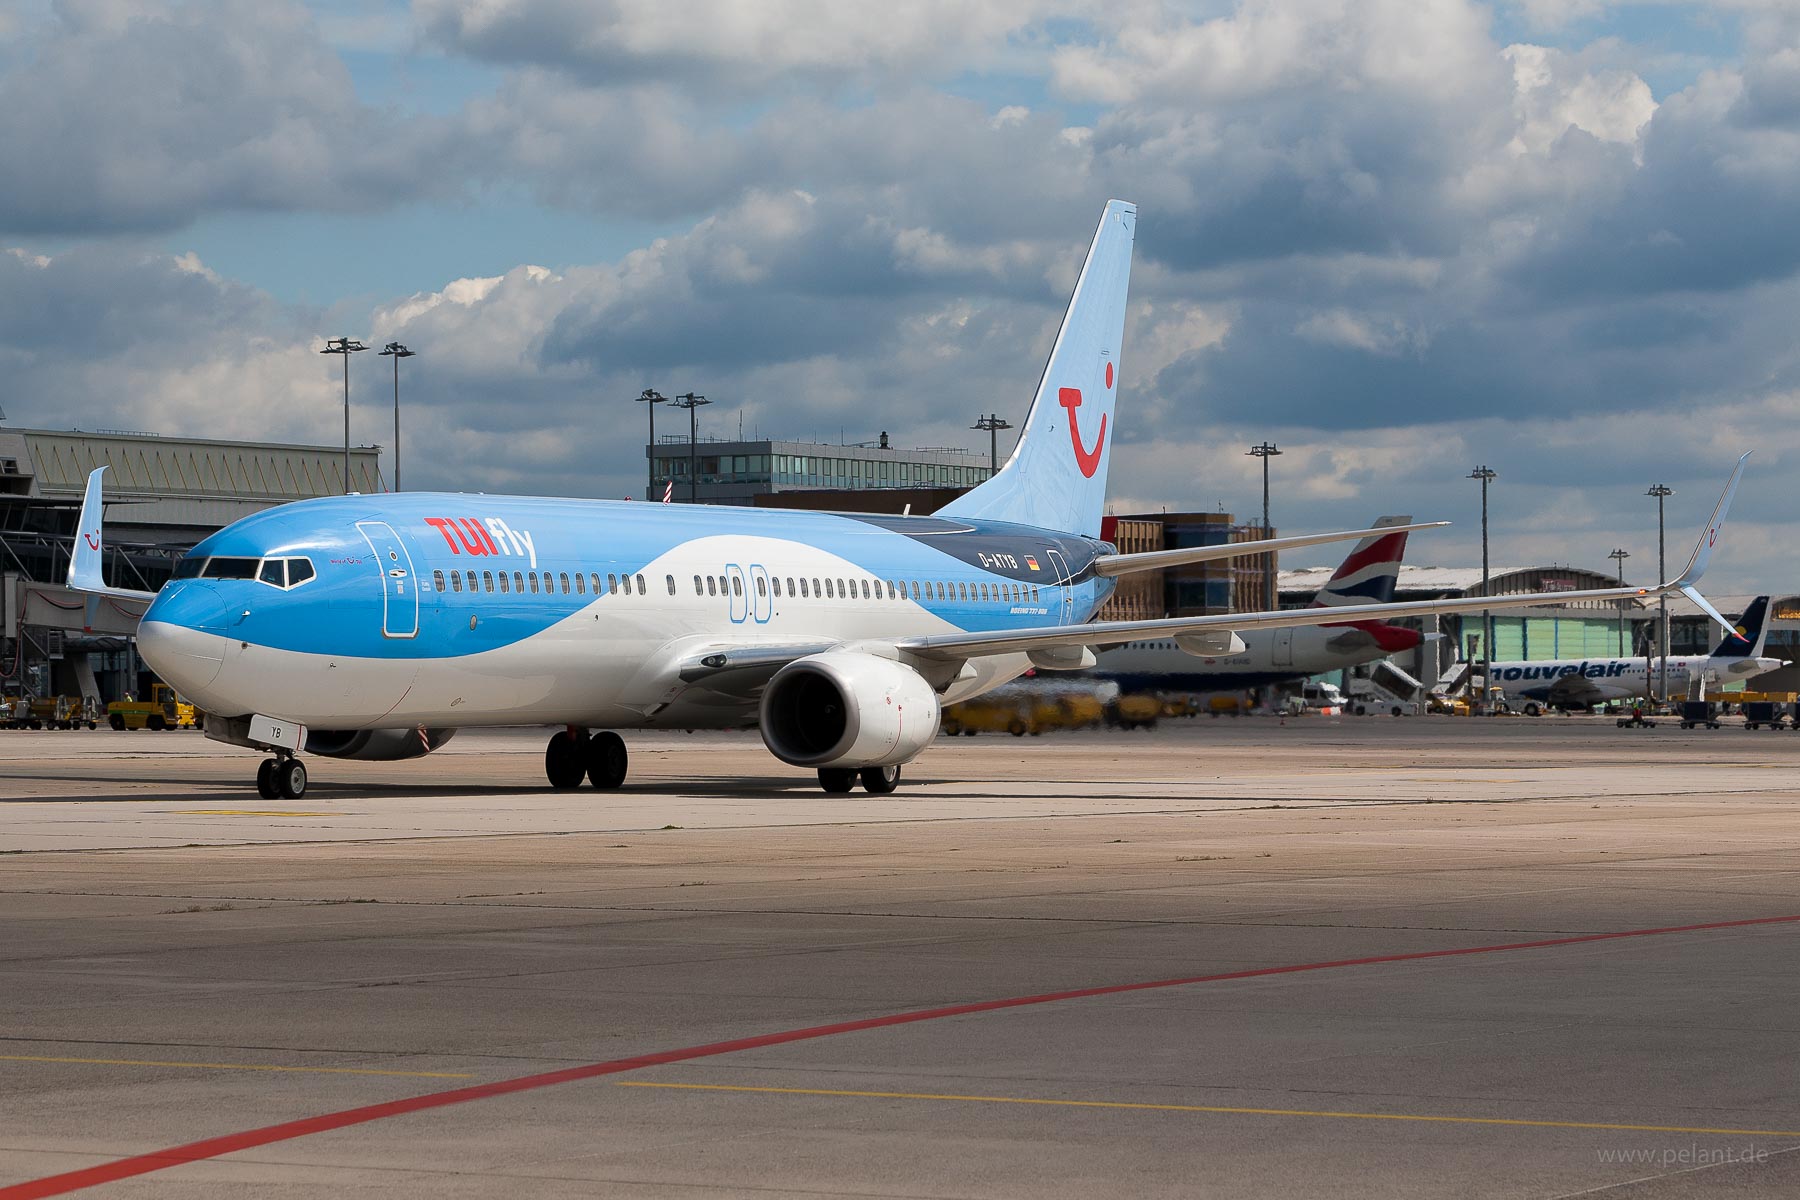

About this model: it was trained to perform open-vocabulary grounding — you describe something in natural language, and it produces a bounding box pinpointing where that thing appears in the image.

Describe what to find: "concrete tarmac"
[3,717,1800,1197]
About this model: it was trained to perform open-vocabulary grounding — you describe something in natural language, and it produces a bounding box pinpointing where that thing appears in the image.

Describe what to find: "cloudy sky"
[3,0,1797,589]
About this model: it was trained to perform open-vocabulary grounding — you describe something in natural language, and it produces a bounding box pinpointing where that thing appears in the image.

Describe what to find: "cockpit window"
[202,557,260,579]
[258,559,286,587]
[172,556,205,579]
[287,558,315,586]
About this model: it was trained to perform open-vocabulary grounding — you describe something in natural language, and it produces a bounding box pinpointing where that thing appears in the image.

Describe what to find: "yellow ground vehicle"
[941,688,1108,737]
[107,684,198,731]
[1107,693,1161,730]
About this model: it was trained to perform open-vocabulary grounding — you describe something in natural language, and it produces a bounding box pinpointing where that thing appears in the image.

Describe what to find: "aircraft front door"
[356,520,419,639]
[1272,627,1294,667]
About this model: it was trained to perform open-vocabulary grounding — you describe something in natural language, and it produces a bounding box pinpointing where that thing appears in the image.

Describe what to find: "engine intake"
[760,652,939,768]
[304,727,456,761]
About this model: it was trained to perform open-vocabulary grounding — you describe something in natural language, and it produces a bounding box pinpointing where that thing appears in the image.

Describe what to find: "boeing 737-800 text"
[67,202,1748,798]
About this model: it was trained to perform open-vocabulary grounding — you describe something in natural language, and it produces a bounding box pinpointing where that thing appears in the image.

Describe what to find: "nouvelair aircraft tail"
[1711,595,1771,658]
[936,199,1135,538]
[1311,516,1411,608]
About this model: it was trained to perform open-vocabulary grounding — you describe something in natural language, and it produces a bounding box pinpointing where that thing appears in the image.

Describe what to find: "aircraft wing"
[677,453,1748,685]
[901,451,1748,665]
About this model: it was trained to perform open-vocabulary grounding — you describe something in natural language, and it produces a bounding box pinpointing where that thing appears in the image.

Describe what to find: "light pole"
[320,337,367,493]
[1648,484,1673,704]
[1247,442,1282,611]
[972,413,1013,477]
[378,342,414,491]
[635,389,667,501]
[1468,466,1498,713]
[1609,548,1631,656]
[673,393,710,503]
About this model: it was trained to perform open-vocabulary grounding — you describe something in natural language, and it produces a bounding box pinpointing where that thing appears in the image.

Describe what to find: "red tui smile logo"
[84,532,99,550]
[1057,388,1105,477]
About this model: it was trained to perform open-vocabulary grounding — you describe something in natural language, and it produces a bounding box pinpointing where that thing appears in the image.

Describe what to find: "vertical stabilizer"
[936,200,1136,536]
[1311,516,1412,608]
[1710,595,1770,658]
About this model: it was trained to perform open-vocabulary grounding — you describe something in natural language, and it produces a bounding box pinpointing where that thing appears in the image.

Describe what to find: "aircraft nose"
[138,583,231,693]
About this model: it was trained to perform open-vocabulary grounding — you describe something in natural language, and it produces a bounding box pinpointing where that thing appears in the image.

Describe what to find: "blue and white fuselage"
[142,497,1109,730]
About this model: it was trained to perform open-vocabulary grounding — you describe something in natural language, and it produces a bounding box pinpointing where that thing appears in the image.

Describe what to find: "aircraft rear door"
[1045,548,1075,625]
[356,521,419,639]
[1273,627,1294,667]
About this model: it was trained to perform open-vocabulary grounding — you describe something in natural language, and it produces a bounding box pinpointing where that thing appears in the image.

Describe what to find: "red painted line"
[6,912,1796,1199]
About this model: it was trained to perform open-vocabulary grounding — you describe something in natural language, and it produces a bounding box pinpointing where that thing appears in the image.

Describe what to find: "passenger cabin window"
[575,573,585,595]
[561,572,571,594]
[787,577,797,595]
[608,573,619,593]
[706,576,717,596]
[499,572,510,593]
[513,571,524,593]
[666,574,677,596]
[632,573,644,593]
[589,573,601,593]
[693,575,703,595]
[451,572,463,593]
[529,573,540,594]
[484,571,495,593]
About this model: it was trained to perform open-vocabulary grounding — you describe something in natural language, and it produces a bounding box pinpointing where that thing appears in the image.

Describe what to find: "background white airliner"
[68,201,1747,799]
[1490,595,1781,714]
[1091,516,1428,693]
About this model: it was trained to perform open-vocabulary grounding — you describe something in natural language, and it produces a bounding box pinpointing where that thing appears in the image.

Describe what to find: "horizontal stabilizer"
[1093,521,1446,578]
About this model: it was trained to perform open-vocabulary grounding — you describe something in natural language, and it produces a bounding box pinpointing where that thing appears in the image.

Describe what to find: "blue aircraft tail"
[936,200,1136,538]
[1710,595,1770,658]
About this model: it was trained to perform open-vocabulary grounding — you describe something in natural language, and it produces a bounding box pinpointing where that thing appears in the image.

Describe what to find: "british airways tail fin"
[1710,595,1770,658]
[936,200,1135,537]
[1312,516,1412,608]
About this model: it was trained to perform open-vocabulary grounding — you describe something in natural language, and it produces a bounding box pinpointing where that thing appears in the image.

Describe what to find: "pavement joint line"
[5,910,1800,1200]
[0,1055,474,1079]
[610,1081,1800,1137]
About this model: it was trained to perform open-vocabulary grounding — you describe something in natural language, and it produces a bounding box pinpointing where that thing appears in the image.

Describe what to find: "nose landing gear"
[255,754,307,800]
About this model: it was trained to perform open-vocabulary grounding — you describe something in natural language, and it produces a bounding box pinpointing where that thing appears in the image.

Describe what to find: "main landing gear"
[545,728,629,790]
[818,765,902,795]
[255,754,307,800]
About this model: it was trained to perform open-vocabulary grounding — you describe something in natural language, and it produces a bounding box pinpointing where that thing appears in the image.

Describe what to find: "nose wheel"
[255,755,307,800]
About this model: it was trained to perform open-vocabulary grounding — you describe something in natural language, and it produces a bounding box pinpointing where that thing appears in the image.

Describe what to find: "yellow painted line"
[0,1054,471,1079]
[165,810,344,817]
[615,1082,1800,1138]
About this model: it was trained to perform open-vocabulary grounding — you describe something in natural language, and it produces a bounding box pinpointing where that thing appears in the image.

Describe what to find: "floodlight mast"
[379,342,415,491]
[320,337,368,494]
[673,393,711,503]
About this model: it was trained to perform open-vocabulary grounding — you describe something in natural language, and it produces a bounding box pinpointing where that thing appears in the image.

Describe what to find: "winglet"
[1669,451,1750,635]
[68,466,109,592]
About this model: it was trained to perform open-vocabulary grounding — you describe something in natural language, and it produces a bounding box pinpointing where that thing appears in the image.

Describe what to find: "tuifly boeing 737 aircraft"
[67,201,1748,799]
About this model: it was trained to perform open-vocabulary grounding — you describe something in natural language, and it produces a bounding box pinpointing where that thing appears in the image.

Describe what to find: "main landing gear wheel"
[586,731,628,789]
[256,758,278,799]
[545,730,588,790]
[859,765,901,794]
[818,767,857,794]
[276,758,307,800]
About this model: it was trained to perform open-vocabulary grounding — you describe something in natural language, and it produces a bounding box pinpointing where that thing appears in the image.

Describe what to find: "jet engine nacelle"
[304,727,457,761]
[760,652,939,769]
